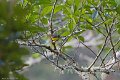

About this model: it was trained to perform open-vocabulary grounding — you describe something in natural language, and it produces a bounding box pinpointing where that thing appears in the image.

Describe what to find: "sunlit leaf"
[87,18,93,23]
[61,31,70,36]
[54,5,63,14]
[38,0,51,5]
[63,6,71,16]
[66,0,74,5]
[68,21,74,32]
[75,0,80,8]
[41,6,52,16]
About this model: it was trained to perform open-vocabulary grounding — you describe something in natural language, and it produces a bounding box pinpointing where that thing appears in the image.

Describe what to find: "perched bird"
[51,34,60,42]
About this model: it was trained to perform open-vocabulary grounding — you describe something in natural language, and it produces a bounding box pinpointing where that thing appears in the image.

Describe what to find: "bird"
[51,34,60,42]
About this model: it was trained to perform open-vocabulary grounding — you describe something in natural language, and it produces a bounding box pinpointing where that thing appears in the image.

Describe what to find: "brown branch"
[109,17,117,60]
[100,39,120,66]
[28,43,66,60]
[80,41,98,57]
[86,19,106,37]
[73,65,115,73]
[60,15,81,49]
[88,14,116,69]
[88,30,110,69]
[32,46,64,70]
[94,4,109,33]
[79,41,104,65]
[49,0,58,50]
[49,0,58,34]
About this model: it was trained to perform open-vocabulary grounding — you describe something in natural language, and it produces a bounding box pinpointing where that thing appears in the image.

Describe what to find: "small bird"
[51,34,60,42]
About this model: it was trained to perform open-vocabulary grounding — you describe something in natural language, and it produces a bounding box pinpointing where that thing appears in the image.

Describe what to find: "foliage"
[0,0,120,80]
[0,0,30,79]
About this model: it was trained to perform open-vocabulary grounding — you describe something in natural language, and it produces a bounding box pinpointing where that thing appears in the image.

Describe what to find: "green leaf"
[63,6,71,16]
[41,6,52,16]
[67,36,73,42]
[14,4,31,20]
[61,31,70,36]
[38,0,51,5]
[28,26,46,33]
[86,24,93,30]
[68,21,74,32]
[78,36,84,42]
[118,28,120,34]
[81,9,86,14]
[41,17,48,24]
[32,53,41,59]
[62,46,73,52]
[87,18,93,23]
[104,19,113,25]
[71,15,77,24]
[75,0,81,9]
[116,5,120,14]
[116,23,120,34]
[54,5,63,14]
[66,0,74,5]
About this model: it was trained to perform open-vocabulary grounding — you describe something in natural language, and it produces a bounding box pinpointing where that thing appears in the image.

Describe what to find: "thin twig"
[49,0,58,34]
[109,17,117,60]
[60,15,81,49]
[49,0,58,50]
[32,46,64,70]
[79,41,105,65]
[100,39,120,66]
[88,30,110,69]
[94,4,109,33]
[86,19,106,37]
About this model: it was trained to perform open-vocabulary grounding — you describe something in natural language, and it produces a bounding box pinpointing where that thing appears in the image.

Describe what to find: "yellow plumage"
[51,34,60,42]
